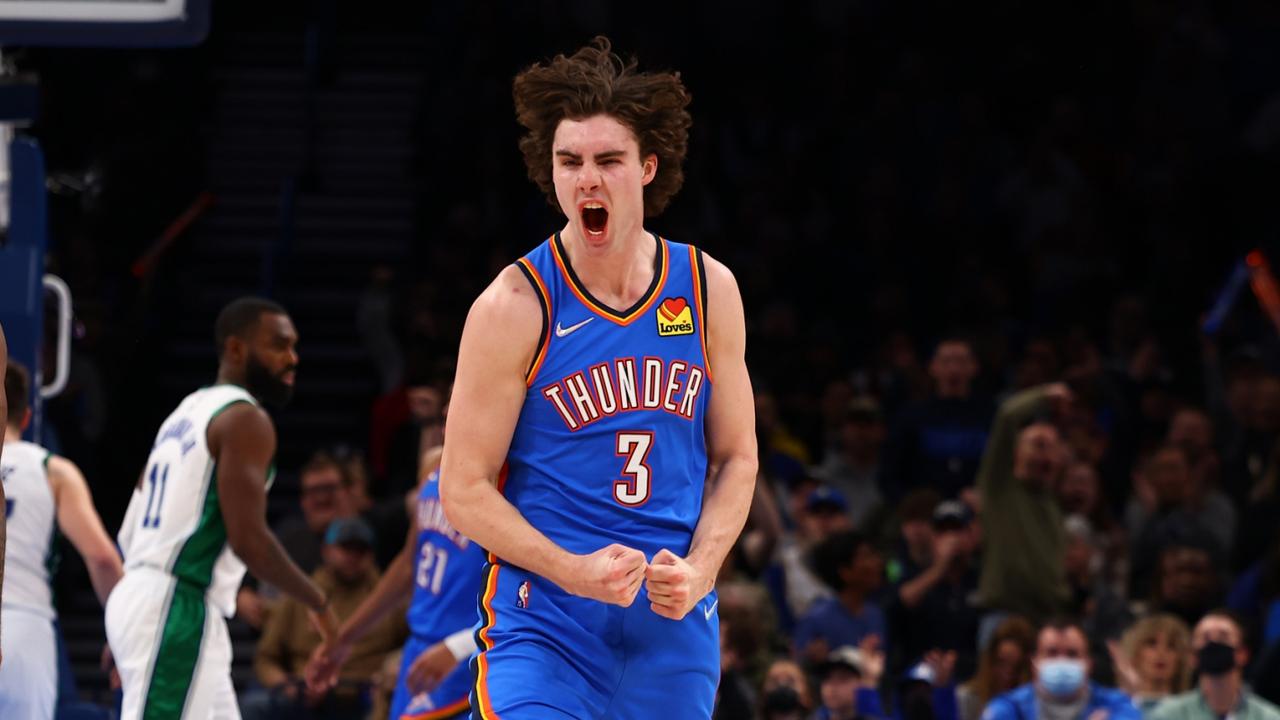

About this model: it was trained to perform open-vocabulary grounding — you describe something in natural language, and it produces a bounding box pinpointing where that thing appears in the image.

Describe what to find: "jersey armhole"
[204,397,256,460]
[514,258,552,387]
[691,246,713,382]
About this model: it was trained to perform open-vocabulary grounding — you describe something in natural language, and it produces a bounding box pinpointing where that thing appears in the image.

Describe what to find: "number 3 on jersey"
[614,431,654,507]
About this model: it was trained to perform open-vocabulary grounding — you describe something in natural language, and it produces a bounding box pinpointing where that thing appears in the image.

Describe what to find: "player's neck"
[560,223,655,302]
[3,424,20,443]
[214,367,246,390]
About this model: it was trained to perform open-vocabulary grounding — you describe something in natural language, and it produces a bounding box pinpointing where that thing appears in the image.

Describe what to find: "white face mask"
[1037,658,1086,697]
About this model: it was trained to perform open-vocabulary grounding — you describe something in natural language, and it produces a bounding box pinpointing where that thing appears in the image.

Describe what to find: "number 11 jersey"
[117,384,262,618]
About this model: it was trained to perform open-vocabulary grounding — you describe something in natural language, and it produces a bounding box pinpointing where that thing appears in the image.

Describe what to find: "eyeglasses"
[302,482,342,497]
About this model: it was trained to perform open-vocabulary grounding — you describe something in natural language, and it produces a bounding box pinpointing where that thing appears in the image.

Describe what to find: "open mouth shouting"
[580,201,609,237]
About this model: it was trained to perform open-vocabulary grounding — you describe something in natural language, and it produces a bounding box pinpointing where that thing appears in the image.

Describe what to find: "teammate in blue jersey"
[307,446,485,719]
[440,37,758,719]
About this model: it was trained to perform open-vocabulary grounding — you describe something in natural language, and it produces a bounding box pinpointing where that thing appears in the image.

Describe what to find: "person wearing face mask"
[981,618,1140,720]
[1149,611,1280,720]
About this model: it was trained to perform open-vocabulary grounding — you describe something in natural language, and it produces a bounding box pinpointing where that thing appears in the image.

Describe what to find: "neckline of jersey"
[550,231,669,325]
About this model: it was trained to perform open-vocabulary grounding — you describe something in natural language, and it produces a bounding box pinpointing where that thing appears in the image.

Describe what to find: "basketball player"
[105,297,339,719]
[307,445,485,719]
[440,38,758,718]
[0,361,125,719]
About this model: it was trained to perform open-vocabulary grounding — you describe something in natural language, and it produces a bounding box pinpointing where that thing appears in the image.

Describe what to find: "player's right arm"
[49,455,123,605]
[211,403,330,617]
[440,267,646,606]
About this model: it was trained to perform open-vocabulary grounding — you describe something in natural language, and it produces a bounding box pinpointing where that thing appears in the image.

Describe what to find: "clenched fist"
[564,544,647,607]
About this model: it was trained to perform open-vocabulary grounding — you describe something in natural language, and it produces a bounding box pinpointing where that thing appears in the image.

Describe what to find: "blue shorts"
[468,561,719,719]
[390,633,472,720]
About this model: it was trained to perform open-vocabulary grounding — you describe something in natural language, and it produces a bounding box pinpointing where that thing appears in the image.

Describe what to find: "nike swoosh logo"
[554,318,593,337]
[703,599,718,621]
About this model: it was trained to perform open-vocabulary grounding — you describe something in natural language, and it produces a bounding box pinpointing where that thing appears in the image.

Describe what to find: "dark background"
[9,0,1280,706]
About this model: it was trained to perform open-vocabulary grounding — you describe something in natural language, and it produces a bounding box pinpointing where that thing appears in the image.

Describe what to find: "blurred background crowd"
[8,0,1280,718]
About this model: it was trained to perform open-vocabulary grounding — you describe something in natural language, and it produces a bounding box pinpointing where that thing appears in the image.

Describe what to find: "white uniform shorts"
[105,567,239,720]
[0,605,58,720]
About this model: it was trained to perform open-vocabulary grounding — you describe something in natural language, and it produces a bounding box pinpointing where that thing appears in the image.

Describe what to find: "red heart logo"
[661,297,688,319]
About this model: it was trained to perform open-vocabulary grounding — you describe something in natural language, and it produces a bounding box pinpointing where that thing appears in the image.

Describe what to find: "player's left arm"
[49,455,123,605]
[646,253,758,620]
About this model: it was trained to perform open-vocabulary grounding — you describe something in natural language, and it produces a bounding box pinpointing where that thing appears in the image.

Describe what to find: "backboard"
[0,0,209,47]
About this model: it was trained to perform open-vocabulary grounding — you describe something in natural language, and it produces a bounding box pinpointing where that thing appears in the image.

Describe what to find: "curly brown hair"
[512,36,692,217]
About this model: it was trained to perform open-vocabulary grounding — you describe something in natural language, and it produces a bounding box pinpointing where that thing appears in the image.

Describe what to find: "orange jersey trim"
[472,562,502,719]
[400,695,470,720]
[515,257,552,387]
[688,245,713,383]
[550,233,669,326]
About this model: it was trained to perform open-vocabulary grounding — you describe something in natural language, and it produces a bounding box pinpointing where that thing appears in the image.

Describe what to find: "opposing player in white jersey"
[106,297,339,720]
[0,360,124,719]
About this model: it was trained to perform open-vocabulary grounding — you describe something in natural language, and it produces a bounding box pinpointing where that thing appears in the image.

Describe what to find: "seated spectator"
[1056,461,1125,592]
[958,616,1036,720]
[757,389,813,481]
[1127,445,1233,597]
[1062,514,1132,671]
[882,336,994,501]
[1166,407,1221,494]
[898,652,963,720]
[716,582,776,720]
[243,518,407,720]
[761,658,816,720]
[889,500,982,680]
[1227,528,1280,645]
[1143,535,1225,628]
[885,489,943,586]
[1108,614,1191,713]
[1234,440,1280,574]
[717,616,760,720]
[773,482,854,625]
[814,645,885,720]
[238,451,358,629]
[977,384,1072,633]
[795,530,887,665]
[275,451,358,574]
[816,396,888,529]
[1149,611,1280,720]
[981,618,1140,720]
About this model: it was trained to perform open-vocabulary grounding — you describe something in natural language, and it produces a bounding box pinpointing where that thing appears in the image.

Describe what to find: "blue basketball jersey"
[504,232,713,560]
[407,470,486,642]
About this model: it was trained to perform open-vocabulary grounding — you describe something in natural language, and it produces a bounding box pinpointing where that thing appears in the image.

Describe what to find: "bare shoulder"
[460,264,544,374]
[207,401,275,458]
[46,454,81,480]
[469,264,544,330]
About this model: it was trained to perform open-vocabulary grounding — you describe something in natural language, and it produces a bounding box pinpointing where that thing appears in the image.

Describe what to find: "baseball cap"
[807,485,849,513]
[820,646,865,677]
[931,500,973,530]
[324,517,375,549]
